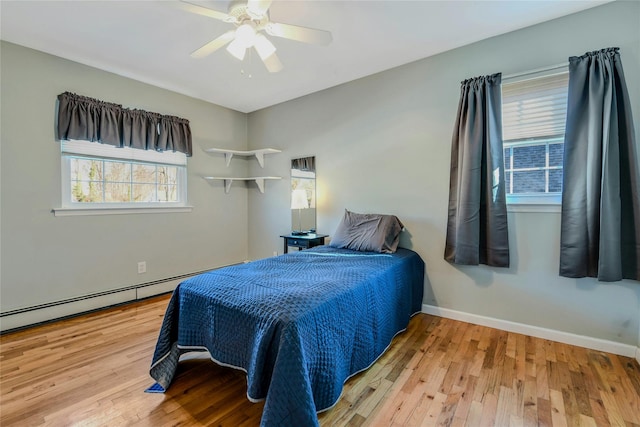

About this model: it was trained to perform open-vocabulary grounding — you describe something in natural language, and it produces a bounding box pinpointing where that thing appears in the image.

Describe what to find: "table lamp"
[291,189,309,235]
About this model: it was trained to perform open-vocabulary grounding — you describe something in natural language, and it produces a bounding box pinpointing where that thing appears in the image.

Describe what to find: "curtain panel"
[291,157,316,172]
[445,73,510,267]
[56,92,122,146]
[158,115,192,156]
[560,47,639,282]
[57,92,192,156]
[121,109,160,151]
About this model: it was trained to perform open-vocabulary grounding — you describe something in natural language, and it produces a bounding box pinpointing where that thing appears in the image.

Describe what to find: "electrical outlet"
[273,251,278,257]
[137,261,147,274]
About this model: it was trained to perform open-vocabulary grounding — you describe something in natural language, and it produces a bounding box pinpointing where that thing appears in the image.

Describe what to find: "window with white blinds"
[503,70,569,142]
[60,140,188,210]
[502,68,569,205]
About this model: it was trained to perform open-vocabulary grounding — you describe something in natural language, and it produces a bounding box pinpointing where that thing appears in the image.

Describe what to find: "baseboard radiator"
[0,267,225,334]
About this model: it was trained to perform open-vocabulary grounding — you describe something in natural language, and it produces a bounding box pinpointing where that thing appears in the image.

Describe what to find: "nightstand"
[280,233,329,254]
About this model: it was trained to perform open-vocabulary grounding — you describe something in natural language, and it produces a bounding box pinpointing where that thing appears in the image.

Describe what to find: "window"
[58,140,188,213]
[502,68,569,205]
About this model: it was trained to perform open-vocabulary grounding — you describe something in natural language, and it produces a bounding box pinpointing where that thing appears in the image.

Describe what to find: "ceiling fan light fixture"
[235,23,257,48]
[226,39,246,60]
[181,0,333,72]
[254,34,276,60]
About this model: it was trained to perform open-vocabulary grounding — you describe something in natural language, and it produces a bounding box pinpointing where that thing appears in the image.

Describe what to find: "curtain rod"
[503,62,568,80]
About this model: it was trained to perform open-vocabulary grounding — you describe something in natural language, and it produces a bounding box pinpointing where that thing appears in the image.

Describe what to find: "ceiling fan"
[180,0,333,72]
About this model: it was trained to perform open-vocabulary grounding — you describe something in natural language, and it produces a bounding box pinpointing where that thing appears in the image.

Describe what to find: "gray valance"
[57,92,192,156]
[121,109,160,151]
[291,156,316,172]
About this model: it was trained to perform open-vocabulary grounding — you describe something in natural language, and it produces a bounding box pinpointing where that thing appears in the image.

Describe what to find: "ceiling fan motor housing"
[229,0,267,23]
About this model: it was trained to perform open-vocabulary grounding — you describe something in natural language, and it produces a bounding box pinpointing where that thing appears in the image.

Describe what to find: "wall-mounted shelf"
[203,176,281,194]
[204,148,281,168]
[203,147,281,193]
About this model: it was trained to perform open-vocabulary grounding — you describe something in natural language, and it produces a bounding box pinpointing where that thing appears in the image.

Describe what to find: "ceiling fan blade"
[261,51,283,73]
[178,1,235,23]
[247,0,272,18]
[191,31,236,58]
[265,22,332,46]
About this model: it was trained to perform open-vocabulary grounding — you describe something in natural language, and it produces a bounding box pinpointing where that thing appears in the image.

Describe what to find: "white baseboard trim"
[422,304,637,359]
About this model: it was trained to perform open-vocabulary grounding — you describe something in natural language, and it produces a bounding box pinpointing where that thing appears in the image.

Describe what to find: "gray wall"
[247,1,640,346]
[1,3,638,348]
[1,41,249,313]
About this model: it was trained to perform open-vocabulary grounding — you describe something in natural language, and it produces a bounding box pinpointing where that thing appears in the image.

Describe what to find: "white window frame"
[54,140,192,216]
[502,65,568,212]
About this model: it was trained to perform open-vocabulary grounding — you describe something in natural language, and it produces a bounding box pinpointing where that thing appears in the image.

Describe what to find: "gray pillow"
[330,209,404,253]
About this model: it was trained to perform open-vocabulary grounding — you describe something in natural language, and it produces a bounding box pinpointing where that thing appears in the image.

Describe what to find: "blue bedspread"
[149,246,424,427]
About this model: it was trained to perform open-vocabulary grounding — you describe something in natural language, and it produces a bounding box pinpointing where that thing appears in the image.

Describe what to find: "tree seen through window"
[70,158,178,203]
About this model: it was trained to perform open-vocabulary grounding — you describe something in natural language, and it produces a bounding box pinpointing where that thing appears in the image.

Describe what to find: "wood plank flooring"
[1,294,638,426]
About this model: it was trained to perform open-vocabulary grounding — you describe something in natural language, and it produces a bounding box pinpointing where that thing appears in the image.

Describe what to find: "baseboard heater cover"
[0,264,238,333]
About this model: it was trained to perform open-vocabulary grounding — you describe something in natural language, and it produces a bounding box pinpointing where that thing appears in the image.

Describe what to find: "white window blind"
[502,70,569,142]
[58,139,188,211]
[61,140,187,166]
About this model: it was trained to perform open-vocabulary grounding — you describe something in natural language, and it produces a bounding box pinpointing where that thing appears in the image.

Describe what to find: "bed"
[149,212,424,427]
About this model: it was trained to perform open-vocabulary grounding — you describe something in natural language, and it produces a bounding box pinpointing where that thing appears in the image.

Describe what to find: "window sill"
[506,193,561,212]
[52,206,194,217]
[507,204,561,213]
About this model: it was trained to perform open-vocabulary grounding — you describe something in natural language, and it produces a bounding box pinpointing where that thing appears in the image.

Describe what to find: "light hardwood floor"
[1,294,638,426]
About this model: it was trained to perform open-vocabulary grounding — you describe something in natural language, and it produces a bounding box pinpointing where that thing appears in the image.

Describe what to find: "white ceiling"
[1,0,610,113]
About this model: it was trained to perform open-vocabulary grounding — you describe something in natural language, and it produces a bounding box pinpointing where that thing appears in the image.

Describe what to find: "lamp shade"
[226,39,246,60]
[254,34,276,60]
[235,23,257,48]
[291,189,309,210]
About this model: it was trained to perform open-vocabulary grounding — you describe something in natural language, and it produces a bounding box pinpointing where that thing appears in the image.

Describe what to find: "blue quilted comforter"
[149,246,424,426]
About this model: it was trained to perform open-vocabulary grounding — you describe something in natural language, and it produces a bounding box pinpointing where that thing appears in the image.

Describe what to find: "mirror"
[291,156,316,234]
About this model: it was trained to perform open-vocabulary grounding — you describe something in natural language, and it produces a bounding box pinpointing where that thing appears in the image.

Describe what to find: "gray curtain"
[57,92,122,146]
[560,47,639,282]
[158,115,193,156]
[291,156,316,172]
[57,92,193,156]
[122,109,159,151]
[445,73,510,267]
